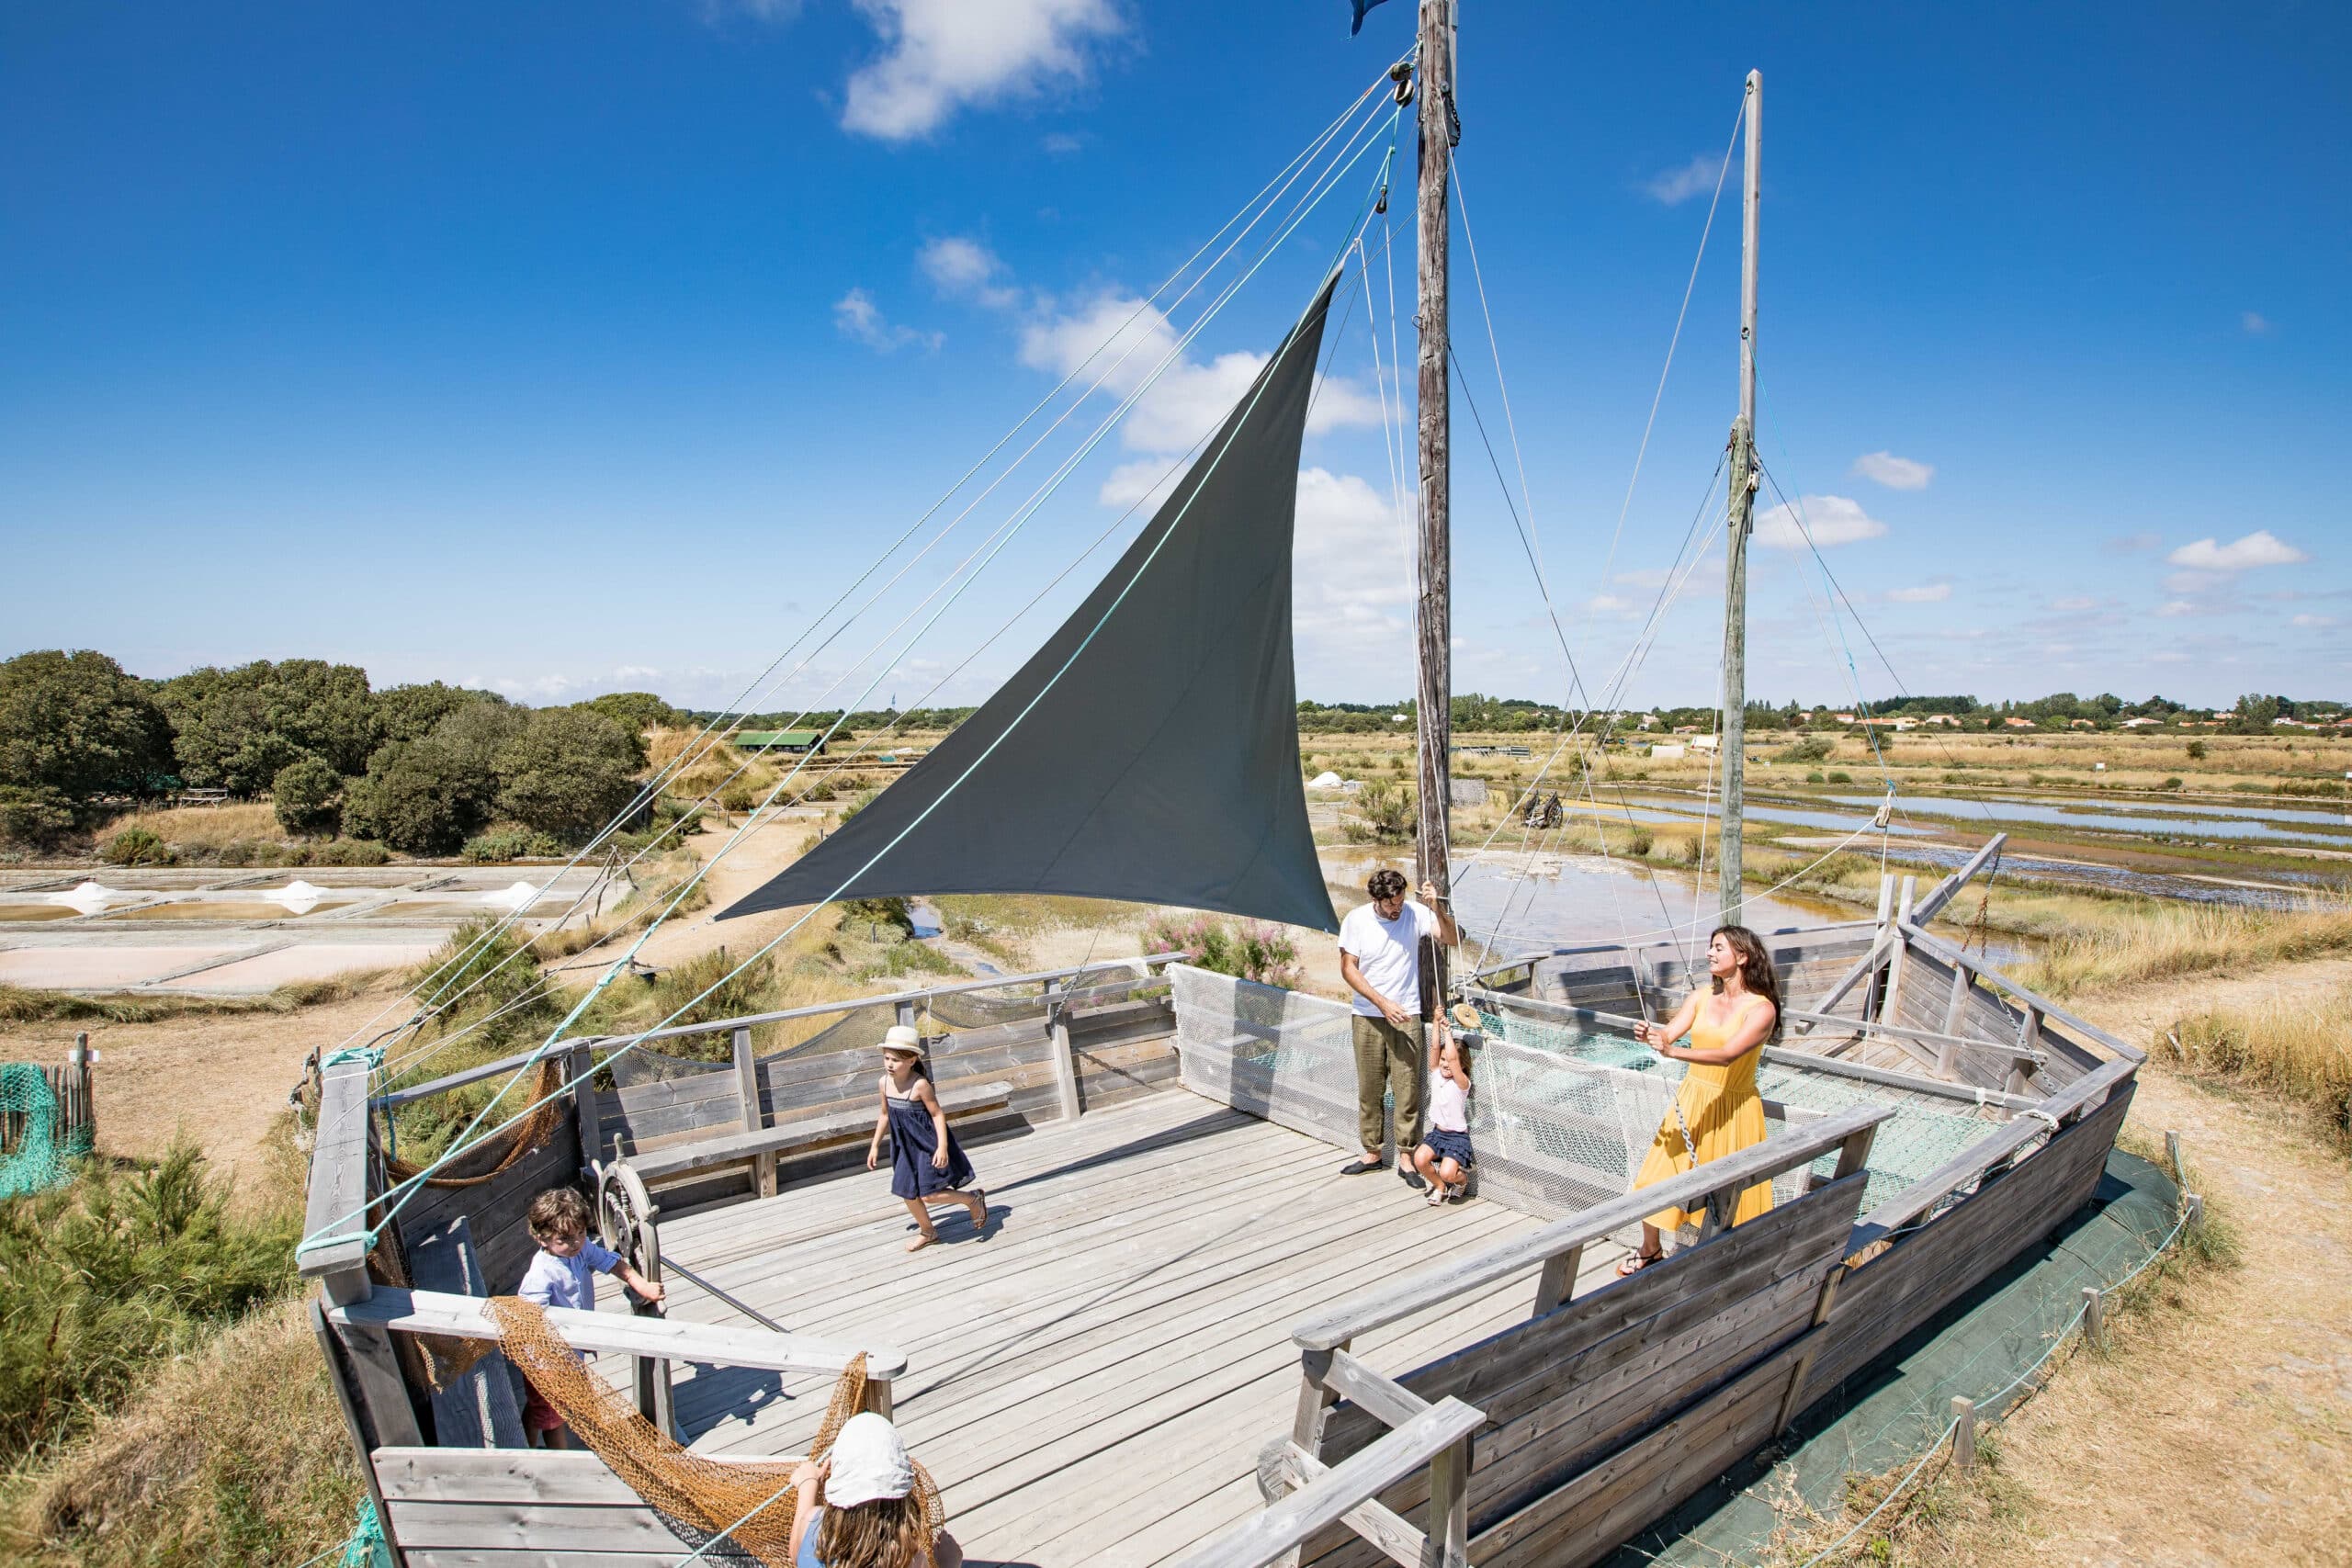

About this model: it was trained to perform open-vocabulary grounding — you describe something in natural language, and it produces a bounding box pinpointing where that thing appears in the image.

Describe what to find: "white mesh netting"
[1169,965,2003,1223]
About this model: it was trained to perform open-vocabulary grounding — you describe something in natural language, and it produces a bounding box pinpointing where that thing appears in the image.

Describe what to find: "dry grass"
[0,972,384,1026]
[2154,985,2352,1148]
[95,803,280,852]
[2014,900,2352,998]
[6,1296,358,1568]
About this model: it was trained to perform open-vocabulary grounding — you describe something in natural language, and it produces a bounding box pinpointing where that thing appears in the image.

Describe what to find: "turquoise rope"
[300,114,1397,1258]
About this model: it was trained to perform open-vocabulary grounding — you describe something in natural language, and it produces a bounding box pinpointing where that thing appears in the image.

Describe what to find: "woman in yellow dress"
[1617,924,1781,1274]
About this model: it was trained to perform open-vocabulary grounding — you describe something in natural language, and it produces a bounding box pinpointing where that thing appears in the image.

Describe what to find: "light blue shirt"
[517,1239,620,1313]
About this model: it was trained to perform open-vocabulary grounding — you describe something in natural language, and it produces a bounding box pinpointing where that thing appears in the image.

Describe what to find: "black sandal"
[1339,1157,1383,1176]
[1616,1248,1665,1276]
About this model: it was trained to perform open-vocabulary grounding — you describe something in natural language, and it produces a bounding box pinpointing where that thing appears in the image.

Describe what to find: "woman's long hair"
[816,1494,932,1568]
[1709,923,1782,1042]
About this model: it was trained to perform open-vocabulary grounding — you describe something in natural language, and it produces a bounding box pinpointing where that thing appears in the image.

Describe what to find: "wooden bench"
[620,1078,1023,1186]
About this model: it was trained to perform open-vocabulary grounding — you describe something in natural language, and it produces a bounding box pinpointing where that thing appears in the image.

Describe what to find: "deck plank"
[623,1089,1553,1563]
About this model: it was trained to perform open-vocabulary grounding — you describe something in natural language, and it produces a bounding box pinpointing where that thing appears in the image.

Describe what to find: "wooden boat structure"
[300,831,2145,1567]
[296,7,2150,1562]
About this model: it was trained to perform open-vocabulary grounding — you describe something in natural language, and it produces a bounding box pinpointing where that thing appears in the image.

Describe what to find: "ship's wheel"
[594,1159,661,1283]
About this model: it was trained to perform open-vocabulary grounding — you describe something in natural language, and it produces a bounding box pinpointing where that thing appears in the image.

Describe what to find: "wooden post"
[1858,874,1895,1021]
[1046,982,1082,1122]
[569,1039,600,1179]
[67,1032,95,1145]
[732,1026,775,1198]
[1881,876,1917,1023]
[2164,1129,2183,1183]
[2185,1191,2204,1233]
[1718,68,1761,924]
[2082,1286,2105,1351]
[1293,1345,1343,1456]
[1412,0,1456,1008]
[1427,1431,1472,1568]
[1532,1243,1583,1316]
[2007,1008,2041,1096]
[632,1210,677,1439]
[1951,1395,1977,1471]
[1935,965,1973,1076]
[311,1300,408,1568]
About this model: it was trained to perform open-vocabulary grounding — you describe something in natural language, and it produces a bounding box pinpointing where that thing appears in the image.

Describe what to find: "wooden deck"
[620,1089,1623,1566]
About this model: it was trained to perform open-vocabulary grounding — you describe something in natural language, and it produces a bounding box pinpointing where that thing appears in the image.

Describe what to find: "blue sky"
[4,1,2346,715]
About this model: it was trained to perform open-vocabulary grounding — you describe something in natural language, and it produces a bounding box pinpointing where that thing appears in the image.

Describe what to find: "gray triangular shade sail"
[718,274,1342,934]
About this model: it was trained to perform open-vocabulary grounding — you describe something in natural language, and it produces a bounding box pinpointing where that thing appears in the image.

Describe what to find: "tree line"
[0,650,691,853]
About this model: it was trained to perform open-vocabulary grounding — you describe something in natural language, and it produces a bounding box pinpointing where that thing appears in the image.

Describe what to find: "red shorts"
[521,1379,564,1435]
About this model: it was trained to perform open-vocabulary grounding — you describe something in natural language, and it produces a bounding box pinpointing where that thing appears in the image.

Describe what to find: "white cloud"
[1096,457,1181,513]
[1885,583,1951,604]
[919,235,1022,309]
[1581,593,1640,620]
[2242,310,2274,336]
[842,0,1123,141]
[2164,570,2217,594]
[1851,451,1933,491]
[1292,468,1414,688]
[1042,131,1083,155]
[1643,152,1721,206]
[2156,601,2198,618]
[2165,530,2308,571]
[2052,595,2097,611]
[1753,494,1888,551]
[1613,567,1671,589]
[832,288,940,352]
[1019,290,1380,453]
[2293,613,2339,628]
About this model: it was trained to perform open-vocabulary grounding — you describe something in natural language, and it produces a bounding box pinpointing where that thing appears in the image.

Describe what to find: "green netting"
[0,1063,90,1201]
[1476,1010,1997,1216]
[1598,1149,2182,1567]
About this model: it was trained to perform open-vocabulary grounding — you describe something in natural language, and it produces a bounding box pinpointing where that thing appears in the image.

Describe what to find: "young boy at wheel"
[516,1186,665,1448]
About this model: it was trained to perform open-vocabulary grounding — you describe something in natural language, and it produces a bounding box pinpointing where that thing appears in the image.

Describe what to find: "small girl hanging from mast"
[867,1024,988,1252]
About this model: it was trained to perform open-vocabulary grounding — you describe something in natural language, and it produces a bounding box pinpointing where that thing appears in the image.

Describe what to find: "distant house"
[2069,718,2098,729]
[1922,714,1961,728]
[736,730,827,755]
[1637,714,1661,730]
[2004,716,2038,729]
[1672,725,1700,735]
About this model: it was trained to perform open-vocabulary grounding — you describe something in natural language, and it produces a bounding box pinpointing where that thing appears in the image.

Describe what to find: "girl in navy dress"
[865,1025,986,1251]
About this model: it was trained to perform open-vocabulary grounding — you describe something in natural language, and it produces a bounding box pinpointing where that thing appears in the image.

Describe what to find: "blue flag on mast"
[1349,0,1392,37]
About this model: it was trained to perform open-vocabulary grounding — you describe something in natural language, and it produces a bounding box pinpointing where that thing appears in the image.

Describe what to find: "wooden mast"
[1718,69,1761,923]
[1413,0,1456,1006]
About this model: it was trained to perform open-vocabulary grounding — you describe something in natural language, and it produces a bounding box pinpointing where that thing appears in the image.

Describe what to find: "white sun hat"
[824,1412,915,1508]
[881,1024,922,1054]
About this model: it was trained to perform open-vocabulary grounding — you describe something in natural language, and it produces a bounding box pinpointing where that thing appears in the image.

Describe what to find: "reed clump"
[2014,901,2352,998]
[2154,988,2352,1149]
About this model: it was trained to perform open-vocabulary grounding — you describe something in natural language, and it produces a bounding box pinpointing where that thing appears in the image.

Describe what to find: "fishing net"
[487,1300,943,1567]
[0,1063,92,1200]
[385,1057,567,1189]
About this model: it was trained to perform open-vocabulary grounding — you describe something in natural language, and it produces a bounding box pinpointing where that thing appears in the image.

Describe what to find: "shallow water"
[1838,793,2352,845]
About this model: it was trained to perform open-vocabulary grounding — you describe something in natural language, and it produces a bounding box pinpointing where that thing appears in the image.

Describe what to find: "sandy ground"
[0,980,412,1197]
[1870,958,2352,1567]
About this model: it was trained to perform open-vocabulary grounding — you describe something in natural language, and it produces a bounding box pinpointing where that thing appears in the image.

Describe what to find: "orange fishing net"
[487,1297,943,1567]
[386,1057,568,1189]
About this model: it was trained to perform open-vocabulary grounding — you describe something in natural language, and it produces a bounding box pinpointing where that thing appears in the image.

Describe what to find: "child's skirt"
[1422,1128,1475,1169]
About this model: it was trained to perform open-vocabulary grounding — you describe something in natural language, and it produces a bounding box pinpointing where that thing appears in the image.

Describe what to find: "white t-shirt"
[1338,898,1437,1018]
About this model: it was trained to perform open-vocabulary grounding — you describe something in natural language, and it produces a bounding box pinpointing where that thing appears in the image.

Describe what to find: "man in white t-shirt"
[1337,867,1458,1188]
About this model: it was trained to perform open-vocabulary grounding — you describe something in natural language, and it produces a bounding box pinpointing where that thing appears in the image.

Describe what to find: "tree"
[375,682,505,746]
[272,756,345,837]
[494,708,642,845]
[0,650,174,836]
[156,660,378,795]
[582,692,680,753]
[343,703,526,853]
[2232,694,2282,734]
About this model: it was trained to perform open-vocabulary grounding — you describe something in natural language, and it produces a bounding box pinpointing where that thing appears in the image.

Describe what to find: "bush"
[1804,771,1826,784]
[494,708,641,845]
[0,784,76,849]
[1625,828,1655,857]
[311,838,389,866]
[155,659,377,795]
[841,897,916,936]
[100,826,173,866]
[270,757,344,837]
[1348,780,1416,844]
[1824,770,1853,784]
[0,1143,300,1461]
[1776,735,1835,765]
[462,827,564,863]
[2187,739,2208,761]
[718,780,763,812]
[1144,913,1302,988]
[2160,776,2185,791]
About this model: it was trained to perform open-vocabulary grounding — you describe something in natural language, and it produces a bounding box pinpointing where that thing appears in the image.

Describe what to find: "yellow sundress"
[1632,991,1775,1233]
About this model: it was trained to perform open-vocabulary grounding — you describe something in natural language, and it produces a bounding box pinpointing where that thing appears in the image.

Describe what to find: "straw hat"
[880,1024,922,1055]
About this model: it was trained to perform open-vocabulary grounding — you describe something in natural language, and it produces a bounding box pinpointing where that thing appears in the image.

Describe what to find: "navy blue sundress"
[887,1085,975,1200]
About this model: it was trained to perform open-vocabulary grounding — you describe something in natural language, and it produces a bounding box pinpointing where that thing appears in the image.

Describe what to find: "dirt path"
[1883,959,2352,1566]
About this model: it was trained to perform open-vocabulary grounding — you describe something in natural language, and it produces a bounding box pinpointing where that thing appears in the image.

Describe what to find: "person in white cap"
[788,1412,963,1568]
[866,1024,987,1251]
